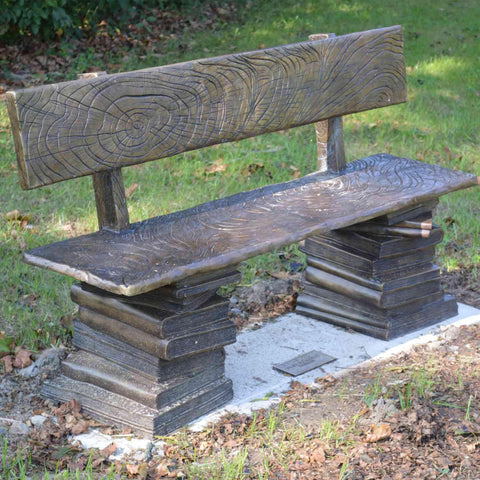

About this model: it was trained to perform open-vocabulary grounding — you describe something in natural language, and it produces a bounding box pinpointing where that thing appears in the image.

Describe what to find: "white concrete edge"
[189,304,480,431]
[331,304,480,379]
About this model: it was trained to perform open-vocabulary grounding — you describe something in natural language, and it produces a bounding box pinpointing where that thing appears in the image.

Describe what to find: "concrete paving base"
[190,303,480,430]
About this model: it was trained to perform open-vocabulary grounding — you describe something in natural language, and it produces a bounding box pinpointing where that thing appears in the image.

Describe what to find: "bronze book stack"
[41,268,240,437]
[296,203,457,340]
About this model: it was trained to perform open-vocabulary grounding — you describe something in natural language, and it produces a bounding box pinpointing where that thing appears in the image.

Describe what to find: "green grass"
[1,0,479,351]
[1,438,105,480]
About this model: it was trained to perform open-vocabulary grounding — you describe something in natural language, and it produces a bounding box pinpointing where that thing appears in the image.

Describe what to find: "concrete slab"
[190,303,480,430]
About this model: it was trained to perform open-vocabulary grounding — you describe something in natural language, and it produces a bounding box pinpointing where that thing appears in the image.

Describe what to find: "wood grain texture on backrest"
[6,25,406,190]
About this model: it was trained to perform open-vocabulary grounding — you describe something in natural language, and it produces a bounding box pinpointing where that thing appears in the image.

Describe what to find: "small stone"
[441,326,460,341]
[74,430,113,450]
[133,450,147,462]
[109,437,152,461]
[35,348,66,370]
[153,440,166,457]
[0,427,8,436]
[18,363,39,378]
[30,415,47,429]
[231,307,243,316]
[9,422,30,435]
[230,297,238,305]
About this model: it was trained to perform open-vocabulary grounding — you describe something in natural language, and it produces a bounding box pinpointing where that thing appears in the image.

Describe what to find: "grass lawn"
[1,0,479,351]
[0,0,479,475]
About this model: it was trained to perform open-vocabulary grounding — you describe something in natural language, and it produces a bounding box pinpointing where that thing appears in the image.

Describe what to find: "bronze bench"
[6,25,478,437]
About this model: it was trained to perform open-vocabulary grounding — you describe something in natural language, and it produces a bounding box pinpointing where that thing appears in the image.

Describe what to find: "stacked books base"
[296,204,457,340]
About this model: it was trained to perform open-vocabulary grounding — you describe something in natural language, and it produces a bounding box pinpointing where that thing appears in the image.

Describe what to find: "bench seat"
[24,154,477,296]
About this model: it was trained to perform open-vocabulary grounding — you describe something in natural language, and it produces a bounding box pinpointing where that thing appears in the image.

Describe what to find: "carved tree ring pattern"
[24,155,478,296]
[7,26,407,189]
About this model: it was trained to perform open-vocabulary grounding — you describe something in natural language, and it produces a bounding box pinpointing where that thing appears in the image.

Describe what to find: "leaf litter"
[1,269,480,477]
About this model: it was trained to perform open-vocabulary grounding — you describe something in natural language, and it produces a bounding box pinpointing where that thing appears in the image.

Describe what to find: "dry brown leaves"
[125,182,139,199]
[12,348,33,368]
[442,265,480,309]
[364,423,392,443]
[205,159,227,175]
[231,274,301,330]
[26,399,114,471]
[1,346,33,373]
[0,4,240,93]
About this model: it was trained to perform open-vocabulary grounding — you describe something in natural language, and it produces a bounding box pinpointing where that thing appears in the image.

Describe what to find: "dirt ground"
[1,5,479,477]
[1,268,479,478]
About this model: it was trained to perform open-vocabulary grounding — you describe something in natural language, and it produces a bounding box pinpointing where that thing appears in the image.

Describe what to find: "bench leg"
[41,267,240,438]
[296,202,457,339]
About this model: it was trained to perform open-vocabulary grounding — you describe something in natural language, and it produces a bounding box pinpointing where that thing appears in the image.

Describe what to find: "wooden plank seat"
[6,25,478,437]
[24,154,476,296]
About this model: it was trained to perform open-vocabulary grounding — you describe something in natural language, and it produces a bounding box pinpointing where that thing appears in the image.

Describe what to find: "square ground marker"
[273,350,336,376]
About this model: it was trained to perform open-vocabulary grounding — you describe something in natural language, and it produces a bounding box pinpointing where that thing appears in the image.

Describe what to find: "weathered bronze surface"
[9,25,479,434]
[273,350,336,376]
[296,208,458,339]
[47,266,238,436]
[309,33,346,173]
[78,307,236,360]
[92,168,130,231]
[41,375,233,438]
[73,321,227,381]
[308,223,444,259]
[24,155,477,296]
[7,26,406,189]
[71,284,231,338]
[61,350,226,409]
[296,295,457,340]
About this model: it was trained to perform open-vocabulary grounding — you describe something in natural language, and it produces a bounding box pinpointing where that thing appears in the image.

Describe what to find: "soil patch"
[0,3,240,94]
[1,269,479,477]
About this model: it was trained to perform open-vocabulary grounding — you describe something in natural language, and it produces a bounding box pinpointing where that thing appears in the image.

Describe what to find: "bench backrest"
[7,25,406,191]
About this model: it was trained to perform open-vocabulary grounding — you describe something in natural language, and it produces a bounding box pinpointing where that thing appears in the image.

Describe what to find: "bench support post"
[78,72,130,232]
[309,33,346,173]
[92,168,130,231]
[296,202,458,339]
[41,268,240,437]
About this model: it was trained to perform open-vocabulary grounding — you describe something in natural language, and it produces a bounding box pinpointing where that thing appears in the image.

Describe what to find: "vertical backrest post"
[78,72,130,232]
[309,33,346,173]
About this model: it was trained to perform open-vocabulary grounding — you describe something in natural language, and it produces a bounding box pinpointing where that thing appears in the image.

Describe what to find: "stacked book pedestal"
[41,268,240,438]
[296,206,457,340]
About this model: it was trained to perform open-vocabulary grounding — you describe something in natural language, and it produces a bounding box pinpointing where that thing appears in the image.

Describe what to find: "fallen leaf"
[64,414,76,429]
[224,438,239,448]
[69,455,88,471]
[205,159,226,175]
[126,462,148,478]
[1,355,14,373]
[125,182,139,199]
[69,399,82,414]
[444,146,455,160]
[290,165,301,179]
[309,446,326,465]
[290,460,309,471]
[242,162,264,177]
[6,210,31,222]
[100,442,118,457]
[55,399,82,418]
[126,464,140,475]
[12,348,32,368]
[153,463,170,477]
[71,419,90,435]
[268,271,291,280]
[365,423,392,443]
